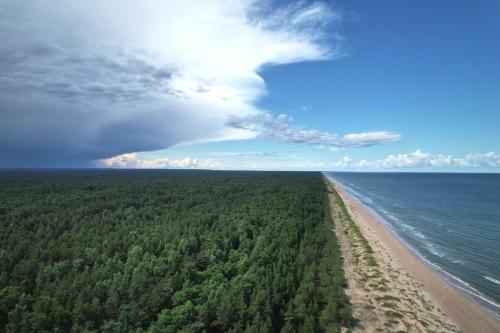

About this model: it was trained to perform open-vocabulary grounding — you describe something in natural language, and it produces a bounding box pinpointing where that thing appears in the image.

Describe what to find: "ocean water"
[325,172,500,319]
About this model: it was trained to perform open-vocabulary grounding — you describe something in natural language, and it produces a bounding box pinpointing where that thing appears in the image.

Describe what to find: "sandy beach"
[324,175,500,333]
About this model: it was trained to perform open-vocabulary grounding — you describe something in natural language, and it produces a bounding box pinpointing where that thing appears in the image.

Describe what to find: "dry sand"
[324,176,500,333]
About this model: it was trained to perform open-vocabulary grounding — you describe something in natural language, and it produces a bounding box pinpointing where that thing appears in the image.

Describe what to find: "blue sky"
[1,0,499,170]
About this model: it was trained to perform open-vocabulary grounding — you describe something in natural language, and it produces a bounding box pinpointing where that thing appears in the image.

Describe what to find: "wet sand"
[325,176,500,333]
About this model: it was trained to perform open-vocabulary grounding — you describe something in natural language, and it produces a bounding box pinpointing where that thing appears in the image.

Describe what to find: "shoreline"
[325,175,500,333]
[334,178,500,320]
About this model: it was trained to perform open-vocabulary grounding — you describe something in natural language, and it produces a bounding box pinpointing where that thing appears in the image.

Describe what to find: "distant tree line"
[0,170,351,332]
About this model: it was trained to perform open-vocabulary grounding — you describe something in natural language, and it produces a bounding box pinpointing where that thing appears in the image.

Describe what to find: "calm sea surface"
[325,172,500,318]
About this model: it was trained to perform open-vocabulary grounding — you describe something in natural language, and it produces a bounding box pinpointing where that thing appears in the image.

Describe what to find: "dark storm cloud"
[0,44,179,166]
[0,45,174,103]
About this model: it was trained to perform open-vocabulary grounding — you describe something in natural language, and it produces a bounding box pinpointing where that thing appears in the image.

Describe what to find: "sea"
[325,172,500,319]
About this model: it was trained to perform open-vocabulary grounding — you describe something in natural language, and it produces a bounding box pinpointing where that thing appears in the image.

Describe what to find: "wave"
[484,276,500,285]
[345,187,373,205]
[386,213,400,222]
[415,251,500,312]
[442,270,500,310]
[400,223,415,230]
[414,231,427,239]
[424,243,445,257]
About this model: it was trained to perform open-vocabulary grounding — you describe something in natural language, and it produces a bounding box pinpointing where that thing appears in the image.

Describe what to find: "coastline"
[325,175,500,333]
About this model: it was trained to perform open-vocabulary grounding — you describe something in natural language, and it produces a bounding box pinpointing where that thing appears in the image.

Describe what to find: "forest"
[0,170,351,332]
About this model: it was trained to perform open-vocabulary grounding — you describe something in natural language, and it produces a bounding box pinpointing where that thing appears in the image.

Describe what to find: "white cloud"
[227,113,402,149]
[342,131,403,147]
[204,151,279,157]
[331,150,500,170]
[100,153,222,169]
[0,0,344,166]
[334,156,353,168]
[99,150,500,171]
[456,152,500,168]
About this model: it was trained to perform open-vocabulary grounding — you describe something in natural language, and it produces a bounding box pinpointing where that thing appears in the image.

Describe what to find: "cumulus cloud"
[333,150,500,170]
[101,153,222,169]
[205,151,280,157]
[99,150,500,171]
[0,0,347,167]
[227,113,401,149]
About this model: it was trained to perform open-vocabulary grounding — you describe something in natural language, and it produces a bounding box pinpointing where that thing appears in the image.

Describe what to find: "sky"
[1,0,499,171]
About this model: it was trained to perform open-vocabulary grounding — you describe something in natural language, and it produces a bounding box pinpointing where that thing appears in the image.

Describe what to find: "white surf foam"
[414,231,427,239]
[484,276,500,285]
[400,223,415,230]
